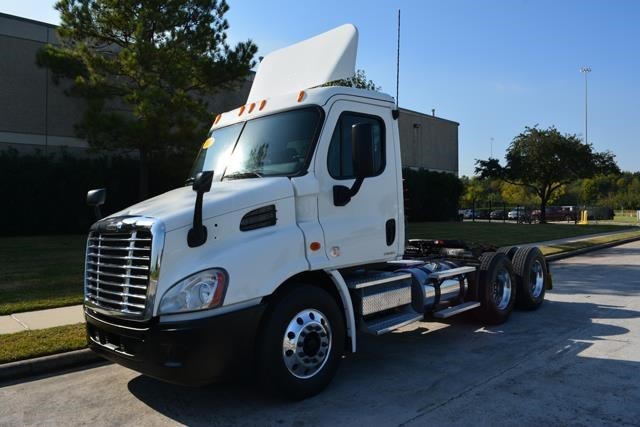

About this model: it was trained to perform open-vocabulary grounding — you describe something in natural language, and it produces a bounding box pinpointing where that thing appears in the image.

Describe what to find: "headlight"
[159,269,228,314]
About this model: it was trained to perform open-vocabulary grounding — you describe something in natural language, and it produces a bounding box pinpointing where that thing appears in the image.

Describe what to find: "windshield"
[188,107,323,182]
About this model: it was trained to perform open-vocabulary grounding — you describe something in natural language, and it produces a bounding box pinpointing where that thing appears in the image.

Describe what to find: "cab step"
[432,301,480,319]
[361,308,423,335]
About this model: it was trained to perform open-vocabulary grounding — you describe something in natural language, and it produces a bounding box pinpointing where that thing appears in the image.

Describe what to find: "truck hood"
[108,178,294,231]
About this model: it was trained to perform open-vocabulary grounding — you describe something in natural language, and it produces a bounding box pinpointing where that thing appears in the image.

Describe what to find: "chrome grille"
[85,229,152,316]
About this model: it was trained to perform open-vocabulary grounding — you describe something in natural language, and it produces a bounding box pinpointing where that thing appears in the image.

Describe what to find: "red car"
[531,206,577,222]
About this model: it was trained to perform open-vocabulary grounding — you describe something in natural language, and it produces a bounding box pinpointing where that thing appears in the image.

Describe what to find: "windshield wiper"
[223,170,263,180]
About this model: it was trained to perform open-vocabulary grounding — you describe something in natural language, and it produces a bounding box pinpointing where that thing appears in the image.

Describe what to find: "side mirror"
[188,171,214,248]
[333,123,376,206]
[352,123,376,178]
[192,170,214,192]
[87,188,106,220]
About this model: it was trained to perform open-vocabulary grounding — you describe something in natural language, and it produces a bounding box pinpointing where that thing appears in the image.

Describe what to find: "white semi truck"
[83,24,551,399]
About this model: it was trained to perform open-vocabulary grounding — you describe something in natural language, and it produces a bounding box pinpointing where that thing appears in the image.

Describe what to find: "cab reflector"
[310,242,321,251]
[202,137,214,149]
[297,90,305,102]
[238,105,246,116]
[214,114,222,124]
[248,102,256,113]
[259,99,267,110]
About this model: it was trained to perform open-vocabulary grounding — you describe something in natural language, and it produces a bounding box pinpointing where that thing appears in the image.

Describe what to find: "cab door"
[315,100,401,267]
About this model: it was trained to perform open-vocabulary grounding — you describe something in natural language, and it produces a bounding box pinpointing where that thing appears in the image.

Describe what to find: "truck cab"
[84,24,550,399]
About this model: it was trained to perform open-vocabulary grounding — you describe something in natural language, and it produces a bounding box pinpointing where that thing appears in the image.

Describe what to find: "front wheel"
[257,285,345,400]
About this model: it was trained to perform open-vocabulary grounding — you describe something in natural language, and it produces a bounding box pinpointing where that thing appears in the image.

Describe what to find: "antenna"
[396,9,401,108]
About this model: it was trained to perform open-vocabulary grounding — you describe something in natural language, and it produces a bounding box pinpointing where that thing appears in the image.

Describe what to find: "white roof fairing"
[247,24,359,103]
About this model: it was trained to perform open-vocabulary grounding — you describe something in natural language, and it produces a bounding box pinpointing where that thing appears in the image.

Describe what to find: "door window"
[327,113,385,179]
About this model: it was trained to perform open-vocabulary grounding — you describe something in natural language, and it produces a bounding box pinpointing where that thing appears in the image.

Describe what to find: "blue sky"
[2,0,639,176]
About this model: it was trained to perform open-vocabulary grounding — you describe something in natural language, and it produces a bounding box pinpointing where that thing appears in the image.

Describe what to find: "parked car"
[531,206,577,222]
[508,207,532,224]
[490,210,507,220]
[507,207,527,220]
[474,209,491,219]
[460,209,489,219]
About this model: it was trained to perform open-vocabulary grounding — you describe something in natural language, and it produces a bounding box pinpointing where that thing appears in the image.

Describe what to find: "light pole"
[580,66,591,144]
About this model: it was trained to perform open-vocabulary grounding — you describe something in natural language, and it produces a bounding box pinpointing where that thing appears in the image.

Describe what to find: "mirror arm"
[333,176,364,206]
[188,188,207,247]
[187,171,214,248]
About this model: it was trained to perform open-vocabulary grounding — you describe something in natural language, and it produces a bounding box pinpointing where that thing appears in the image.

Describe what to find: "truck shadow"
[127,297,640,426]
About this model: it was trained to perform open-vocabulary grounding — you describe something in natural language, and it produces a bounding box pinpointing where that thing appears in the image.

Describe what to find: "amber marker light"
[297,90,306,102]
[248,102,256,113]
[214,114,222,124]
[238,105,246,116]
[310,242,321,251]
[259,99,267,110]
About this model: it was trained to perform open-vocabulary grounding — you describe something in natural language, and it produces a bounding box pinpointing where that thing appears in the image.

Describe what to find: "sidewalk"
[0,305,84,334]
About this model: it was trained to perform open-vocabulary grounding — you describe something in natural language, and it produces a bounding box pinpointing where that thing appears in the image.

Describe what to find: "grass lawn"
[604,215,640,225]
[407,221,637,248]
[0,323,87,364]
[0,235,86,315]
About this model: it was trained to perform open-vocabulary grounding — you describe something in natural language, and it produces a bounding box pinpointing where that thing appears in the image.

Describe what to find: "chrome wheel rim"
[492,268,512,310]
[530,260,545,298]
[282,309,332,379]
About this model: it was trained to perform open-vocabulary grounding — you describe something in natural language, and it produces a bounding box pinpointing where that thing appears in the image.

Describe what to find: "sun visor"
[247,24,358,103]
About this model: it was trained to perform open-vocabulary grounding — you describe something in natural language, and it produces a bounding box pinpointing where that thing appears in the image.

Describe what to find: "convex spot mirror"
[351,122,376,178]
[193,170,214,192]
[86,188,106,220]
[86,188,106,207]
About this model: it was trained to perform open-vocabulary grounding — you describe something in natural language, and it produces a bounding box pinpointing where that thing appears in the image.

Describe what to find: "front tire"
[257,285,345,400]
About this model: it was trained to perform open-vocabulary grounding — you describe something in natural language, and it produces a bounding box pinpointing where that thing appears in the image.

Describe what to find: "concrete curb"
[546,235,640,263]
[0,348,108,384]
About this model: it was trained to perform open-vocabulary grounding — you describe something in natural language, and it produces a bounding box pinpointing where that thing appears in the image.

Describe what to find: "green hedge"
[1,150,463,235]
[0,149,190,235]
[403,168,463,222]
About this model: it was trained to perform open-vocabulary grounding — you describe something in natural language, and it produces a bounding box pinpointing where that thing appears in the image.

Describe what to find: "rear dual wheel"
[512,247,548,310]
[476,252,517,324]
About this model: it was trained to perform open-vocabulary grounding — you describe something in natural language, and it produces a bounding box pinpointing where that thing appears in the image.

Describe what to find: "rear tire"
[475,252,517,325]
[497,246,519,260]
[257,285,345,400]
[512,247,548,310]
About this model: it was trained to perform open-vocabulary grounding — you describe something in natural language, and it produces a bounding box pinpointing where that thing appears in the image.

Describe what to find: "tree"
[499,181,540,206]
[324,69,381,91]
[37,0,257,198]
[475,126,619,222]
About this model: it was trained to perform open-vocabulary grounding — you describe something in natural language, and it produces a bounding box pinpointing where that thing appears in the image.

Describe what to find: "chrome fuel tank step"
[361,307,423,335]
[343,270,420,334]
[344,270,413,316]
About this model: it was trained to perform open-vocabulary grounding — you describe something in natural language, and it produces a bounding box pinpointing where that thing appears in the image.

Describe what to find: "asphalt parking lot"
[2,241,639,426]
